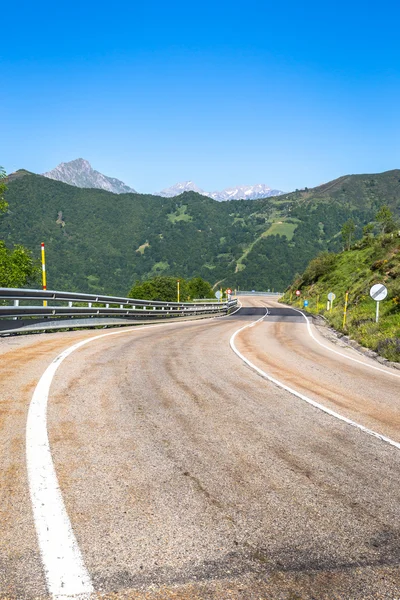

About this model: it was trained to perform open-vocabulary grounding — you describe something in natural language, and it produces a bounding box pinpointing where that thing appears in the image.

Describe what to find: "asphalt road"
[1,297,400,599]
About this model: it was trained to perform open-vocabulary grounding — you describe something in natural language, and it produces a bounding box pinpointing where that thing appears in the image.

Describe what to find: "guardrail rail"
[0,287,238,335]
[236,291,282,296]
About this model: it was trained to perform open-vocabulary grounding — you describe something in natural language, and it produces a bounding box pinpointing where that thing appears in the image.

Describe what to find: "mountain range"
[43,159,284,200]
[3,167,399,295]
[158,181,285,200]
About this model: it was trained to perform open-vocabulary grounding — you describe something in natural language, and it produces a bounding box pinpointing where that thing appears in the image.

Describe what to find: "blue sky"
[2,0,399,193]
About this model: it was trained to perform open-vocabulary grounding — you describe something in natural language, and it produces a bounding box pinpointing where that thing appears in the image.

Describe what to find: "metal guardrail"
[0,287,238,335]
[236,291,282,296]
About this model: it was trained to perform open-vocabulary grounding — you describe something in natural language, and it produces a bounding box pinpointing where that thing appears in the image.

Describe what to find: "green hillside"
[1,169,400,294]
[281,233,400,362]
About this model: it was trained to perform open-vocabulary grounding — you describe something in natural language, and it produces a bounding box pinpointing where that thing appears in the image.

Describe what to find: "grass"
[167,205,193,223]
[234,219,298,273]
[264,220,298,240]
[281,234,400,362]
[136,241,150,254]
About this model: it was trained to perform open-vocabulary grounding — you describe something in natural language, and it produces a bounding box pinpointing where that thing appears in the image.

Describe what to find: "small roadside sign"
[370,283,387,302]
[370,283,388,323]
[215,291,222,300]
[327,292,336,312]
[295,290,301,297]
[304,300,309,307]
[226,288,232,295]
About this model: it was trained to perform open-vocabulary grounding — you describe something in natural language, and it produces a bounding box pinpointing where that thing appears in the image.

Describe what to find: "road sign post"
[370,283,387,323]
[328,292,336,311]
[177,280,180,303]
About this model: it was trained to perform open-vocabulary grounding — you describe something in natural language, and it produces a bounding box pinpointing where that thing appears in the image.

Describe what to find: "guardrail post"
[13,299,19,320]
[88,302,92,308]
[68,301,73,307]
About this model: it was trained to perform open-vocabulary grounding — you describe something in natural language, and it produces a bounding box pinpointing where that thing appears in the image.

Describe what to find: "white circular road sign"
[215,291,222,299]
[328,292,336,301]
[370,283,388,302]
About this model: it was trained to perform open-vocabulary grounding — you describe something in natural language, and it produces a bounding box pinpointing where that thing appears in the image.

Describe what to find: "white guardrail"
[0,287,238,335]
[236,291,282,296]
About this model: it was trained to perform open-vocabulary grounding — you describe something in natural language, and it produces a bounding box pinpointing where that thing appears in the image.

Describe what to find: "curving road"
[1,297,400,599]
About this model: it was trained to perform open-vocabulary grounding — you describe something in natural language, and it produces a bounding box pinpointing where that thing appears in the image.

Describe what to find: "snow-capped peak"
[157,181,284,201]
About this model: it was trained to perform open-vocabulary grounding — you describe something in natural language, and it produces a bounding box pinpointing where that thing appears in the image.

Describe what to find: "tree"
[128,276,188,302]
[0,167,39,287]
[375,205,396,234]
[0,242,39,287]
[362,223,374,237]
[0,166,8,213]
[128,275,214,302]
[186,276,213,299]
[341,219,356,250]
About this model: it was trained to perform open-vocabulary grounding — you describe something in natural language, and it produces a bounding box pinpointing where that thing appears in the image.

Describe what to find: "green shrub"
[302,252,336,285]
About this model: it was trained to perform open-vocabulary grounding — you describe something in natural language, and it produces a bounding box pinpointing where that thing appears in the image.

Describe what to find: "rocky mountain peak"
[43,159,136,194]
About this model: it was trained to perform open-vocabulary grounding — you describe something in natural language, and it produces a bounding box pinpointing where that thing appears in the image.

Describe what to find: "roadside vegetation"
[128,275,214,302]
[281,208,400,362]
[0,167,39,287]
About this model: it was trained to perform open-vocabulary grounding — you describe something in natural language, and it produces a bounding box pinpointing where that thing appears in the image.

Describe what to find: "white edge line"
[289,306,400,379]
[229,311,400,451]
[26,303,241,598]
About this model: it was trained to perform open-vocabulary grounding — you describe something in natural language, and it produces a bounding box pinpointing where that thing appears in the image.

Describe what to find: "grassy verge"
[281,234,400,362]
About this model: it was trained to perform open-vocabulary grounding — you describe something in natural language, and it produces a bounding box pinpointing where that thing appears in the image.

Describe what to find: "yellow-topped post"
[343,291,349,328]
[41,242,47,307]
[177,280,180,303]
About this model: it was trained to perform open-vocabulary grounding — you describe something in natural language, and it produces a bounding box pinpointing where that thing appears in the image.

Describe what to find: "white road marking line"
[27,306,241,598]
[288,307,400,379]
[230,311,400,451]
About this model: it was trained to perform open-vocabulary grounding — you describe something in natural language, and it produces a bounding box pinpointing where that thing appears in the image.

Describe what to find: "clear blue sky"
[2,0,399,193]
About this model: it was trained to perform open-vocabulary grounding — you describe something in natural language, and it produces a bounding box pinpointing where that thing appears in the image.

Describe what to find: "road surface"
[1,296,400,599]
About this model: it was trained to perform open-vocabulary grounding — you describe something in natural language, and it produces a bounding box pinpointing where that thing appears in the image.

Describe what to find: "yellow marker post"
[316,294,320,313]
[343,291,349,328]
[41,242,47,307]
[220,288,222,303]
[177,280,180,303]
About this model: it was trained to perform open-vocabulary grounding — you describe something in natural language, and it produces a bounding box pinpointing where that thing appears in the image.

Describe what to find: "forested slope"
[1,169,400,294]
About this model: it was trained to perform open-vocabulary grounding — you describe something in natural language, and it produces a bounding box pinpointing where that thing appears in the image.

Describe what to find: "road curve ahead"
[1,297,400,599]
